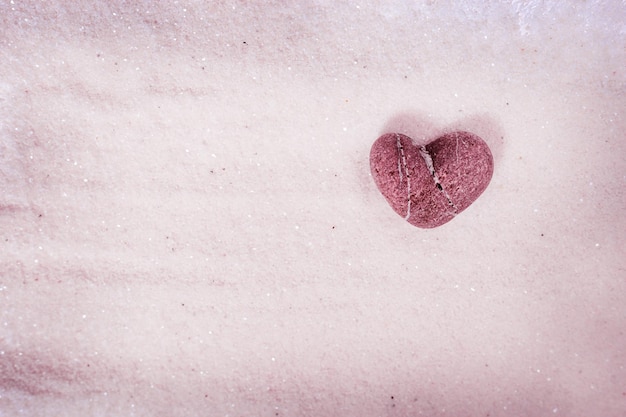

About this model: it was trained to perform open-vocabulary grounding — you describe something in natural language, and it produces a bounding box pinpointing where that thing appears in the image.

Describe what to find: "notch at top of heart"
[379,111,505,163]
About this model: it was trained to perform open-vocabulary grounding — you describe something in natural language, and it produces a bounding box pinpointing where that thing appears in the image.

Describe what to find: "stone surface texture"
[370,131,494,228]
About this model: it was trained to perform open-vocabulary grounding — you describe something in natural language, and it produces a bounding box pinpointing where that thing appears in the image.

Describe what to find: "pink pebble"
[370,131,494,228]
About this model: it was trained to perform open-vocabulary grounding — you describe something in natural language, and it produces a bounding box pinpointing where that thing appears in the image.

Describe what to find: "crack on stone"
[396,134,411,220]
[419,146,458,214]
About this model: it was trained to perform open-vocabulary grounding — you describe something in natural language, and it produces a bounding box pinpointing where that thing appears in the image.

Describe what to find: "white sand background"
[1,1,625,416]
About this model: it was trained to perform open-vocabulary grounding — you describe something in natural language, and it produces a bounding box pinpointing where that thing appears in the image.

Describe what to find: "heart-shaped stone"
[370,131,494,228]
